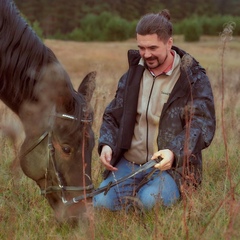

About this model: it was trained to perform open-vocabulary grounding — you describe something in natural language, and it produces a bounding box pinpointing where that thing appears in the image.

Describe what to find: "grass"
[1,35,240,239]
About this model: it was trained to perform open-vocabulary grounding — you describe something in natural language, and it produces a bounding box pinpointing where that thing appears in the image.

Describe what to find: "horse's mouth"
[53,199,93,226]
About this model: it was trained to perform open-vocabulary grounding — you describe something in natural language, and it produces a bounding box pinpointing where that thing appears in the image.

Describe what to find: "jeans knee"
[139,194,156,210]
[93,193,121,211]
[161,191,180,207]
[139,191,179,209]
[94,193,110,209]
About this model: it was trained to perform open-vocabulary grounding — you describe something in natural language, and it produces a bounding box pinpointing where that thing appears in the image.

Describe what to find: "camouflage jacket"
[98,46,216,189]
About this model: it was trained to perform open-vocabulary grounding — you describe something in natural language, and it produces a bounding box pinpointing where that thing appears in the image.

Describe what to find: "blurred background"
[15,0,240,42]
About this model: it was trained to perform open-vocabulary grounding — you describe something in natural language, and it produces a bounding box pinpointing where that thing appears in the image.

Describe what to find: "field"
[0,34,240,239]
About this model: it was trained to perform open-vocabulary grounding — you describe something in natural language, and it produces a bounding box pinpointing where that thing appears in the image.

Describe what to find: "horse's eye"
[61,146,71,154]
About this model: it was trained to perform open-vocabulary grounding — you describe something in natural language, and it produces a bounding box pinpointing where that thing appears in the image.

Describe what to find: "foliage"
[181,18,202,42]
[200,15,240,36]
[174,15,240,41]
[14,0,240,40]
[104,16,132,41]
[66,12,135,42]
[62,14,240,42]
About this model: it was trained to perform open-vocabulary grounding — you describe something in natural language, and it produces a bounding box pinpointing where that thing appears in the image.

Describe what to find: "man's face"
[137,33,173,70]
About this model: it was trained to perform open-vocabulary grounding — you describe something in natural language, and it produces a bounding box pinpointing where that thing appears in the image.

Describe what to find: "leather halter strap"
[40,184,94,195]
[20,131,48,159]
[20,113,94,206]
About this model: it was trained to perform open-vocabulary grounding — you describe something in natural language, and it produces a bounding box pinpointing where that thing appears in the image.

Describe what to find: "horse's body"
[0,0,96,225]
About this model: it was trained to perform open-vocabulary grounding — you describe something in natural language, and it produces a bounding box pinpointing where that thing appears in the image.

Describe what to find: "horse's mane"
[0,0,79,115]
[1,0,48,98]
[0,0,92,133]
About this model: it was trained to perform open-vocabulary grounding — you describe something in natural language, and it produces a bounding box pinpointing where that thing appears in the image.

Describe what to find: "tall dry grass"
[0,34,240,239]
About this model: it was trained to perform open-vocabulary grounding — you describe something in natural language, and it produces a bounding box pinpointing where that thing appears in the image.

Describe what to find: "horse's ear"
[78,71,96,102]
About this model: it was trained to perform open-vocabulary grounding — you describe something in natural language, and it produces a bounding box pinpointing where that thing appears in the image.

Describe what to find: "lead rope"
[81,120,87,202]
[81,105,94,203]
[81,108,95,240]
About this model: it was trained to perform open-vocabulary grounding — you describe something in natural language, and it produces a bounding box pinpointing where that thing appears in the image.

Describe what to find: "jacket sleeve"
[98,73,127,155]
[167,70,216,168]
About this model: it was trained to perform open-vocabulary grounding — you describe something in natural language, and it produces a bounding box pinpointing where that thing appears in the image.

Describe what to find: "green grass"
[1,35,240,239]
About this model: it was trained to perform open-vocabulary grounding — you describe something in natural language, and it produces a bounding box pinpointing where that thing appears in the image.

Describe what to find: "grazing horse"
[0,0,96,225]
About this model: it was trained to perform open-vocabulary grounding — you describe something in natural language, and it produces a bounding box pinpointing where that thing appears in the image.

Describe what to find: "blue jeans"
[93,157,180,211]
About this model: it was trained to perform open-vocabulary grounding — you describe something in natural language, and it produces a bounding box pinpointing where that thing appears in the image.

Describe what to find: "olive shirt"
[124,51,181,164]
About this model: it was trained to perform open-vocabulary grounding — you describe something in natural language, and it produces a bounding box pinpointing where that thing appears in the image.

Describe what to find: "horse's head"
[19,69,96,225]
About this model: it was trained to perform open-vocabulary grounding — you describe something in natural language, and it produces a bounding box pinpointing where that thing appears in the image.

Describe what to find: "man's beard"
[144,53,168,70]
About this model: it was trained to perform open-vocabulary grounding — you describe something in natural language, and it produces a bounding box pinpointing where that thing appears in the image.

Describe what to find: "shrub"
[200,15,234,36]
[66,11,133,41]
[175,15,240,40]
[104,17,131,41]
[80,13,103,41]
[67,28,85,41]
[183,19,202,42]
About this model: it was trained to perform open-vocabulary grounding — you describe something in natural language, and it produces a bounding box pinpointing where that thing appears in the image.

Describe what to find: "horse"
[0,0,96,225]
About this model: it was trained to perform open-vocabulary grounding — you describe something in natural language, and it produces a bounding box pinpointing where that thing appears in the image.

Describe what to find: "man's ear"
[167,37,173,50]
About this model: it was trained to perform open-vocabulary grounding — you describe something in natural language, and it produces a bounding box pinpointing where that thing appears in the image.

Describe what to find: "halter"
[43,132,94,205]
[21,112,94,207]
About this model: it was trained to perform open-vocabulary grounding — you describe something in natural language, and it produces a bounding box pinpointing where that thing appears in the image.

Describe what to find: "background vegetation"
[0,30,240,239]
[15,0,240,41]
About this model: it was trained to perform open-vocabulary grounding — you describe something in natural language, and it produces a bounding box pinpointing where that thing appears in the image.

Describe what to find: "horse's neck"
[0,0,51,114]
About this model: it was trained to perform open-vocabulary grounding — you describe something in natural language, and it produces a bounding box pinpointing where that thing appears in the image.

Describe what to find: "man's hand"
[151,149,174,171]
[100,145,118,171]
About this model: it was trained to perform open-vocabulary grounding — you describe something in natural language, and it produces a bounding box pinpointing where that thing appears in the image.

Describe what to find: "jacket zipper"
[145,75,156,162]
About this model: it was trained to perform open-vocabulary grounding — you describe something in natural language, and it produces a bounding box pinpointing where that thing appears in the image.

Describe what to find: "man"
[93,10,216,211]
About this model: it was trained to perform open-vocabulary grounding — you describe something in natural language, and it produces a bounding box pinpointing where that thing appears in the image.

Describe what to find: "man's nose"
[143,49,152,58]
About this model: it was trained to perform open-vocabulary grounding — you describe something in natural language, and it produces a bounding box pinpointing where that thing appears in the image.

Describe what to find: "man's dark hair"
[136,9,172,43]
